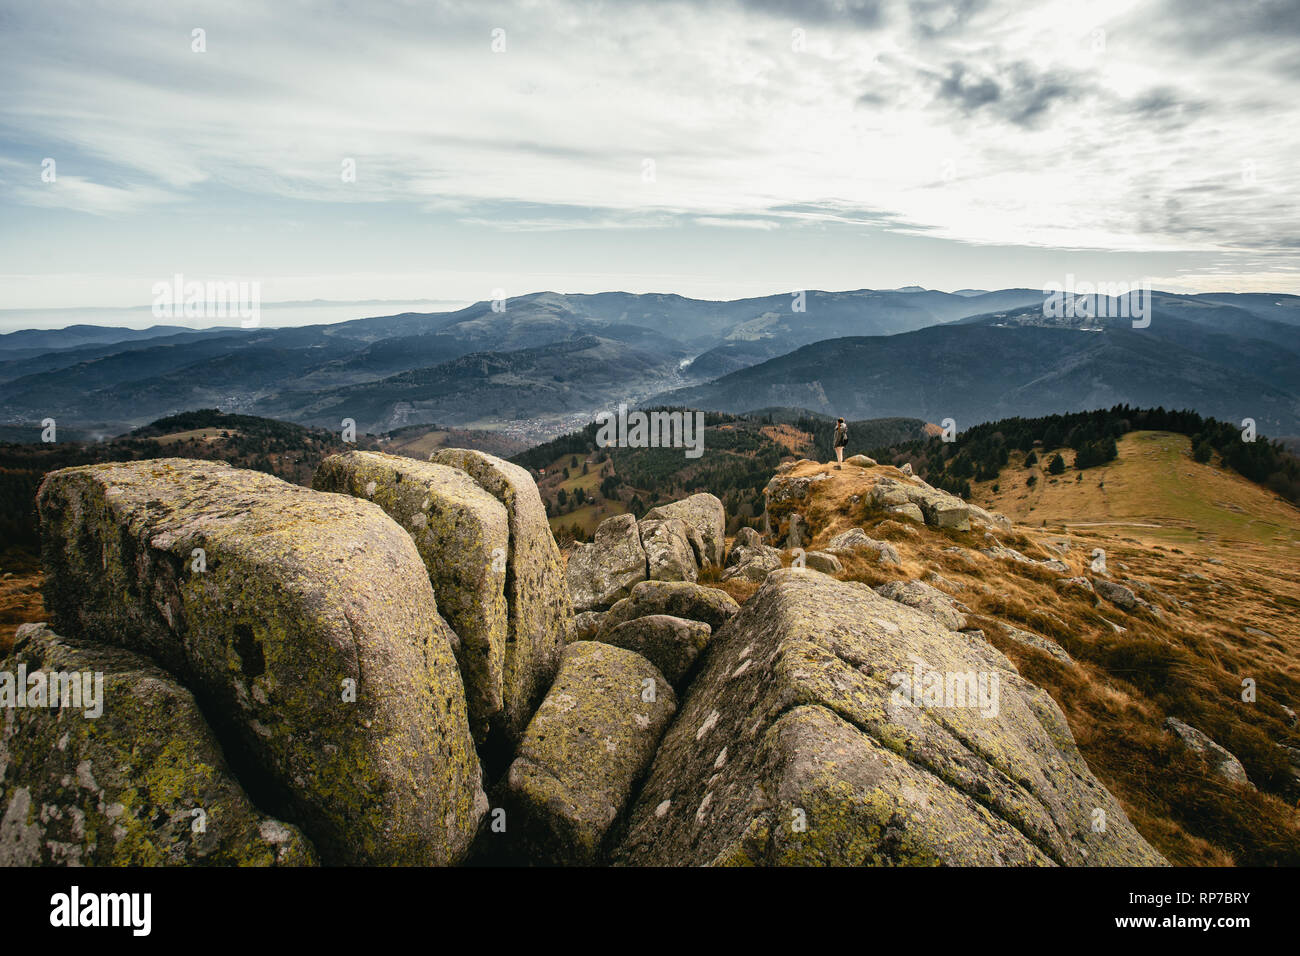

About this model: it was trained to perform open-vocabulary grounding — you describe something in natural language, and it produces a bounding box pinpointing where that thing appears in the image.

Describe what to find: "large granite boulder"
[598,581,740,636]
[504,642,676,864]
[603,615,712,687]
[37,459,485,865]
[644,493,726,567]
[565,513,647,612]
[967,503,1013,533]
[637,518,698,583]
[905,485,971,531]
[430,448,571,740]
[1,624,316,867]
[614,569,1166,866]
[763,472,829,508]
[312,450,509,743]
[870,477,971,532]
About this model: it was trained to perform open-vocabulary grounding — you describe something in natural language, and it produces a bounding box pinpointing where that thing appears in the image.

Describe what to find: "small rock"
[1164,717,1253,788]
[826,528,900,565]
[599,580,740,636]
[573,610,606,642]
[1001,625,1074,666]
[603,615,712,687]
[802,550,844,574]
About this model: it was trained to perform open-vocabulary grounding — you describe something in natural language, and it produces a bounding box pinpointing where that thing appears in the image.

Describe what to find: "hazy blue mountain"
[252,334,691,435]
[652,321,1300,436]
[0,323,220,354]
[0,288,1046,435]
[3,287,1294,442]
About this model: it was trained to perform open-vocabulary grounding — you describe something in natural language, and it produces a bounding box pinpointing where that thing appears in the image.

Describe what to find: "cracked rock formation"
[0,624,316,867]
[313,450,509,743]
[614,569,1166,866]
[504,641,676,864]
[37,458,485,865]
[429,448,571,741]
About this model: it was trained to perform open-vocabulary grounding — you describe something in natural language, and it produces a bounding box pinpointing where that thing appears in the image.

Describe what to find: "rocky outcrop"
[724,527,783,583]
[874,579,969,631]
[504,642,676,864]
[429,448,571,740]
[37,458,485,865]
[615,570,1165,866]
[1164,718,1252,788]
[1001,624,1074,666]
[565,513,647,612]
[826,528,900,565]
[763,472,829,509]
[637,518,698,584]
[868,476,971,531]
[1,625,316,867]
[644,494,726,567]
[312,450,509,743]
[603,615,712,688]
[598,580,740,636]
[784,513,809,549]
[801,550,844,574]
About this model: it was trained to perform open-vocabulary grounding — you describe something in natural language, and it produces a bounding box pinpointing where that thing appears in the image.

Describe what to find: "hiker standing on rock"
[833,417,848,468]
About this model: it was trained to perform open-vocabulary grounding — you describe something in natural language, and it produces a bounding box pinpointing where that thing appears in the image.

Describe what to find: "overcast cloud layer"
[1,0,1298,313]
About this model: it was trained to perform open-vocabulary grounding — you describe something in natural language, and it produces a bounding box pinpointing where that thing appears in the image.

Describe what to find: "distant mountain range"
[653,293,1300,437]
[1,287,1297,442]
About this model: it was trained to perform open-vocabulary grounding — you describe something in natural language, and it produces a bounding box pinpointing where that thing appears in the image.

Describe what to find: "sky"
[1,0,1298,327]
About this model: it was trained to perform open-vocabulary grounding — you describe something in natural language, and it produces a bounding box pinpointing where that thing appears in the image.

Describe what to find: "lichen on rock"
[1,624,316,866]
[36,458,485,865]
[313,450,509,743]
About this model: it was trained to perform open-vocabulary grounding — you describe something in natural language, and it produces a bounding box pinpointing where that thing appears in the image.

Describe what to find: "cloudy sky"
[1,0,1298,321]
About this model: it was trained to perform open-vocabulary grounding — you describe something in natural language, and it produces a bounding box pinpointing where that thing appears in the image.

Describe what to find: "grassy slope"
[759,451,1300,865]
[978,431,1300,550]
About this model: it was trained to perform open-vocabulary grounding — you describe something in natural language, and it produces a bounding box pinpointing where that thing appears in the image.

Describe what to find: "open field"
[151,427,243,444]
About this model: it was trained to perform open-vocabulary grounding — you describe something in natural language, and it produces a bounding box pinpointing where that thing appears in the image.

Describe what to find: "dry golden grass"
[0,549,44,656]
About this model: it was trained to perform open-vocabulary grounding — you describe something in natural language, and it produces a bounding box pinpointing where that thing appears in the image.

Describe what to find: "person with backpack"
[833,417,848,468]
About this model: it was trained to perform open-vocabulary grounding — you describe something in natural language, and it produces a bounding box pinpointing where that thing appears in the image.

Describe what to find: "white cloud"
[0,0,1296,298]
